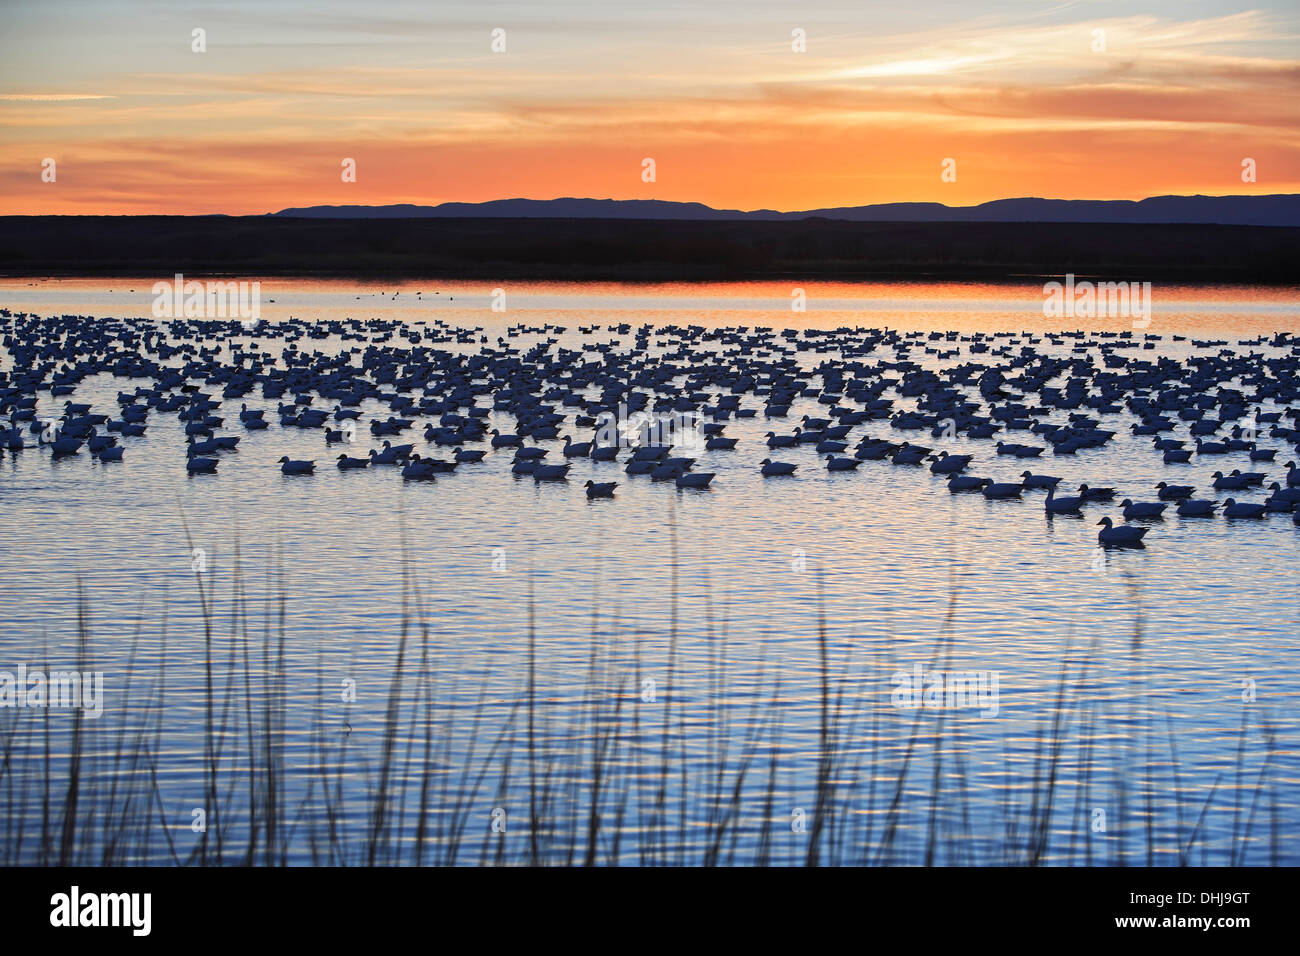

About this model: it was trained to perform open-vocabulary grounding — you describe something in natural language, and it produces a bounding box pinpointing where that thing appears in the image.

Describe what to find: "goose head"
[1097,517,1114,528]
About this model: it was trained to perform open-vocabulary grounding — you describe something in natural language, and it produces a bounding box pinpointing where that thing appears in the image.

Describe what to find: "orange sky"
[1,3,1298,214]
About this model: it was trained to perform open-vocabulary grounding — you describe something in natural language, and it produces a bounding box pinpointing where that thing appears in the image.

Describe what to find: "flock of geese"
[4,310,1300,550]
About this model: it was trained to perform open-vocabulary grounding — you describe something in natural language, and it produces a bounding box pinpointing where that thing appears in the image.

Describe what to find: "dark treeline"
[1,215,1297,281]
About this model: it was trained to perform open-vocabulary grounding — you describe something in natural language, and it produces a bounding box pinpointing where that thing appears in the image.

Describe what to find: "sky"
[0,0,1297,214]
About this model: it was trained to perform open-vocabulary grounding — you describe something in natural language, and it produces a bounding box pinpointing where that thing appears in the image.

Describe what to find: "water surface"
[1,278,1296,865]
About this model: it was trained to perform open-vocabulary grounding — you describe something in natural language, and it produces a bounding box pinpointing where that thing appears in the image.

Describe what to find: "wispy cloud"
[0,94,114,101]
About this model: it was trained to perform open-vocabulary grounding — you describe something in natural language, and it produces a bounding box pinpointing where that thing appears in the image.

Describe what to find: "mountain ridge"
[270,194,1300,227]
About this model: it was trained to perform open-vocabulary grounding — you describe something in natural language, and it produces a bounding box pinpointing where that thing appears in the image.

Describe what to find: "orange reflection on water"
[2,276,1297,335]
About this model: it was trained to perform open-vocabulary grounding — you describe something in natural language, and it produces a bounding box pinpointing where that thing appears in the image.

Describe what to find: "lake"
[1,277,1297,865]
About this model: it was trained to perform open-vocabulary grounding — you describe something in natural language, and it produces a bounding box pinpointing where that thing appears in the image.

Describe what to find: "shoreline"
[2,216,1298,283]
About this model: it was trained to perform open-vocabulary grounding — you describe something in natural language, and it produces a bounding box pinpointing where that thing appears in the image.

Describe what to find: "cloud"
[0,94,114,101]
[1,6,1297,213]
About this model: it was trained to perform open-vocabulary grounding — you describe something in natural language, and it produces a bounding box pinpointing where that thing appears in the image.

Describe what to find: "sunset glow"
[1,0,1298,214]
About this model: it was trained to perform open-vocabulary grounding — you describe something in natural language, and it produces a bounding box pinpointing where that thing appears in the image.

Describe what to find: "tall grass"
[0,536,1284,867]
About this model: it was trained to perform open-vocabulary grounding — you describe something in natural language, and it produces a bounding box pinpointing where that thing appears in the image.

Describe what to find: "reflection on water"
[0,278,1296,865]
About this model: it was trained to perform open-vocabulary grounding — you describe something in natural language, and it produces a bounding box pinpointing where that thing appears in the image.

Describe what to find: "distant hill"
[272,194,1300,227]
[273,199,773,221]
